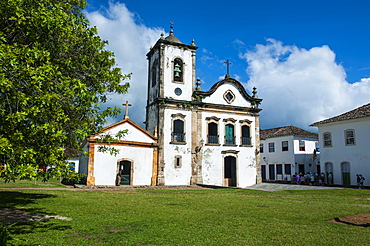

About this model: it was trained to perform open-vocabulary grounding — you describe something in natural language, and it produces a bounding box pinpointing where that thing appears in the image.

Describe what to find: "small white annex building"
[310,103,370,186]
[80,29,263,188]
[260,126,319,181]
[79,118,158,186]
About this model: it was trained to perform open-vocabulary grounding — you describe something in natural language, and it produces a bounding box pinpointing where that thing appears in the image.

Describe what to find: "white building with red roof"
[310,103,370,186]
[260,126,319,181]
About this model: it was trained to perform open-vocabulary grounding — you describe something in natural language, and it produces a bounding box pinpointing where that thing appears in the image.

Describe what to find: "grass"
[0,178,67,188]
[0,184,369,245]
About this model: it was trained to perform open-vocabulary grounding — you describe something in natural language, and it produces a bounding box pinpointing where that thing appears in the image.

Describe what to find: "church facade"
[80,30,263,188]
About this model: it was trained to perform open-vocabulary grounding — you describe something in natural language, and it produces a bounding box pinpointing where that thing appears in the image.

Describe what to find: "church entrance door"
[224,156,237,187]
[119,160,131,185]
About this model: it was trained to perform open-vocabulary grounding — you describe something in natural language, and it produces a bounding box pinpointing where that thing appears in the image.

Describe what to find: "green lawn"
[0,185,369,245]
[0,178,67,188]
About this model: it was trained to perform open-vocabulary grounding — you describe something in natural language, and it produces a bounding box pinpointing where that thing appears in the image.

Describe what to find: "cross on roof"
[224,59,232,77]
[123,101,132,119]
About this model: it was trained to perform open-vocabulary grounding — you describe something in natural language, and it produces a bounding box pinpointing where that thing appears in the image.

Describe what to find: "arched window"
[172,119,184,143]
[345,129,355,146]
[241,125,251,146]
[208,122,218,144]
[171,113,186,144]
[173,58,183,82]
[224,118,236,145]
[225,124,235,145]
[151,60,158,87]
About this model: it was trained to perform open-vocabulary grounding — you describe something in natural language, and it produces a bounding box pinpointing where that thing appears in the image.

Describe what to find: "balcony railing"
[241,137,251,145]
[225,136,235,145]
[172,132,185,143]
[207,135,219,144]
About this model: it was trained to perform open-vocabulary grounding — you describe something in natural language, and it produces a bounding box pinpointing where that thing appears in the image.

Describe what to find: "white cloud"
[85,4,370,133]
[85,2,163,126]
[242,39,370,130]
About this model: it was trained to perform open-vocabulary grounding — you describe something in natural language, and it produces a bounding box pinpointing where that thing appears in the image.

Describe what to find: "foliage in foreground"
[0,0,130,182]
[0,188,369,245]
[0,218,16,246]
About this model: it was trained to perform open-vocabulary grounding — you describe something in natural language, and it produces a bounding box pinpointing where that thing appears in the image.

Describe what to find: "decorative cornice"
[223,118,237,123]
[193,77,262,106]
[221,150,240,154]
[239,119,253,124]
[205,116,221,121]
[171,113,186,119]
[147,38,198,57]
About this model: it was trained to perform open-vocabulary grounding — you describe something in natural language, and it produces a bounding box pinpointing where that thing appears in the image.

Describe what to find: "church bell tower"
[145,24,199,185]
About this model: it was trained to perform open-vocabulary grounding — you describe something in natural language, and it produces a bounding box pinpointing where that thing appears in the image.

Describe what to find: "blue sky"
[84,0,370,131]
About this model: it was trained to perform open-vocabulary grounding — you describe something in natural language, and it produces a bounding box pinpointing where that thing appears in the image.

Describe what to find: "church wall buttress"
[254,115,262,184]
[156,105,166,185]
[86,143,95,186]
[190,108,203,184]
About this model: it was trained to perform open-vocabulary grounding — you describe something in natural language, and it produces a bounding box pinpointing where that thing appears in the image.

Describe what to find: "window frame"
[223,89,236,104]
[284,164,291,175]
[151,60,158,87]
[299,140,305,151]
[205,116,220,145]
[170,113,186,144]
[268,142,275,152]
[323,132,332,147]
[173,57,184,83]
[344,129,356,146]
[240,119,253,147]
[282,141,288,151]
[223,118,237,146]
[174,155,182,168]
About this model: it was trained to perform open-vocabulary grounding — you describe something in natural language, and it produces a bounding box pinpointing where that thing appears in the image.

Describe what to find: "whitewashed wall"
[201,111,257,188]
[202,83,252,108]
[317,118,370,186]
[93,145,154,186]
[162,108,192,185]
[260,135,319,180]
[94,122,154,143]
[162,46,194,101]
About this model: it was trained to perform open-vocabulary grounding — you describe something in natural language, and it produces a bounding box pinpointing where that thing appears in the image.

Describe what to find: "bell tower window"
[173,58,183,83]
[151,60,158,87]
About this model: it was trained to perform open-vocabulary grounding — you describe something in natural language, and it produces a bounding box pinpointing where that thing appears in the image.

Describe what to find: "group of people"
[356,174,366,189]
[284,172,333,186]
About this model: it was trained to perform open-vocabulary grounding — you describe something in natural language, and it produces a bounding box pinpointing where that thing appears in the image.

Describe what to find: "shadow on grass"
[0,191,59,224]
[0,191,56,209]
[0,191,71,245]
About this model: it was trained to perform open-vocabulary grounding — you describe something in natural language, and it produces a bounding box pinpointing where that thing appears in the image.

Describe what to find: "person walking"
[360,175,365,189]
[296,173,301,185]
[356,174,361,189]
[328,172,333,186]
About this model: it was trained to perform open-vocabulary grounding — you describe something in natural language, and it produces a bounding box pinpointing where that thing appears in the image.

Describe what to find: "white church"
[79,28,263,188]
